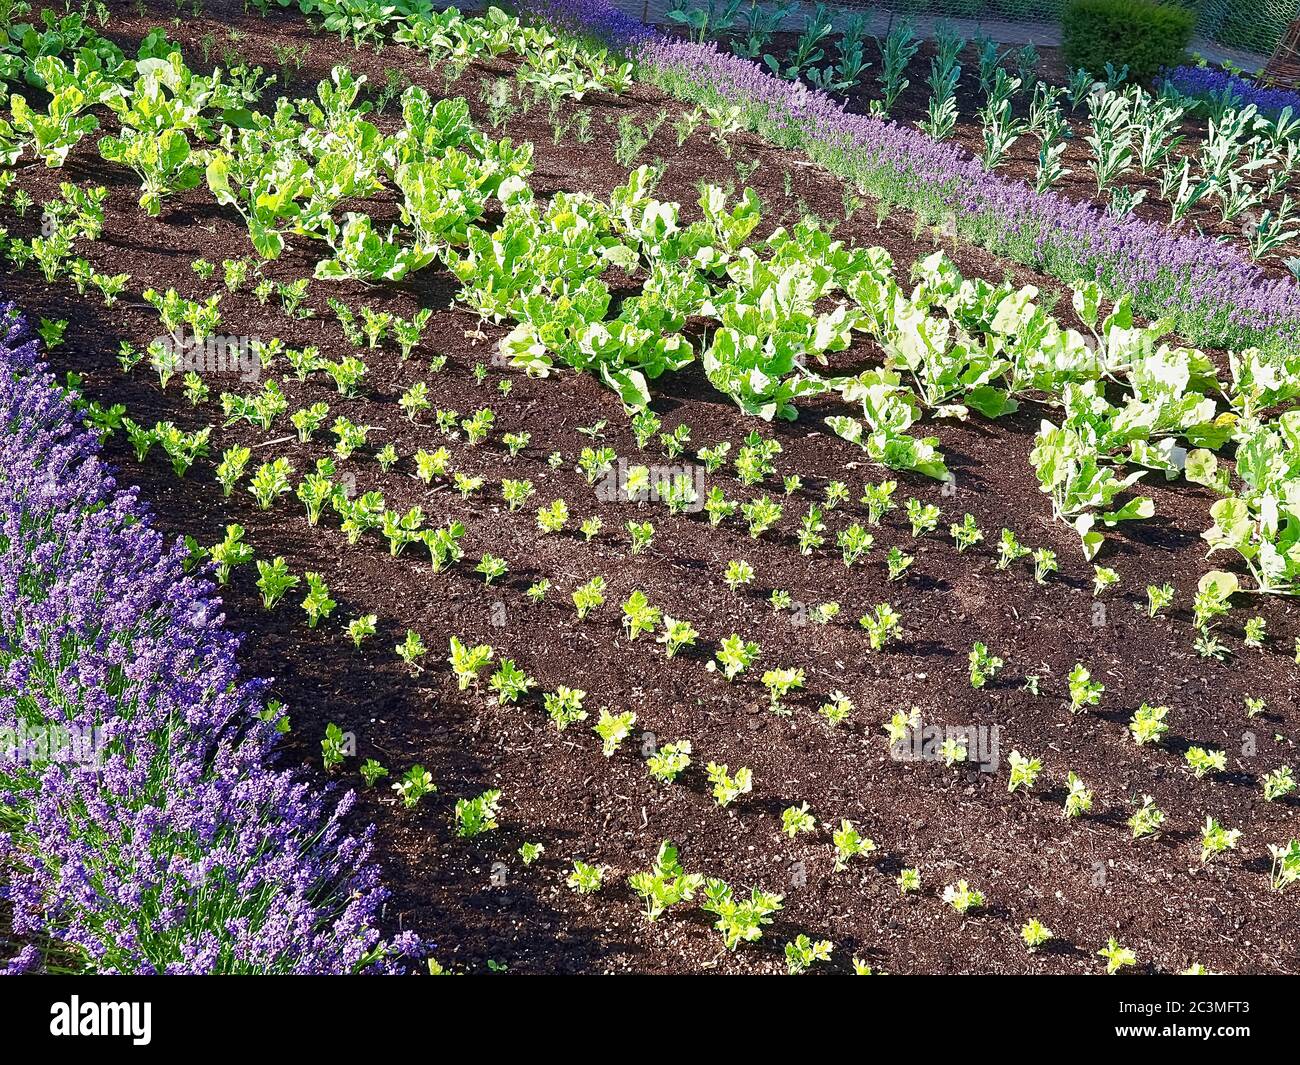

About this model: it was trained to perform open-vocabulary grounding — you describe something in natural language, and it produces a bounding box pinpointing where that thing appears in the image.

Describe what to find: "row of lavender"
[519,0,1300,355]
[0,301,415,973]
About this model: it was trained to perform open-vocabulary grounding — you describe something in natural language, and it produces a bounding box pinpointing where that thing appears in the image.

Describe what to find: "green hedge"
[1061,0,1196,82]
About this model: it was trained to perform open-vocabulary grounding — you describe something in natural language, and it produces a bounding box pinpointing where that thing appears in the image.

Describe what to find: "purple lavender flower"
[0,299,417,974]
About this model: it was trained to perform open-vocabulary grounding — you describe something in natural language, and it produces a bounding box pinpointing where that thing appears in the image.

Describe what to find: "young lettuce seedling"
[897,867,921,894]
[489,659,535,706]
[906,497,941,537]
[1007,750,1041,794]
[859,604,902,651]
[818,691,854,727]
[741,496,782,538]
[1185,746,1226,779]
[784,935,833,975]
[393,766,436,810]
[396,630,428,676]
[454,789,502,838]
[1128,795,1166,839]
[824,481,849,510]
[1097,937,1136,975]
[209,525,255,589]
[781,803,815,838]
[715,634,760,680]
[837,523,874,567]
[704,487,736,526]
[723,559,755,591]
[594,709,637,757]
[761,667,805,716]
[1263,766,1297,802]
[544,686,588,731]
[1067,664,1103,713]
[884,547,914,581]
[1092,565,1119,597]
[942,880,985,914]
[501,479,535,513]
[701,879,783,950]
[1128,703,1169,746]
[705,763,753,807]
[566,862,604,895]
[861,480,897,524]
[628,841,704,922]
[798,505,826,555]
[572,576,607,619]
[255,556,298,610]
[621,591,661,642]
[448,636,493,690]
[657,617,699,658]
[647,741,692,784]
[968,642,1004,689]
[1268,840,1300,892]
[1199,817,1241,864]
[1032,548,1057,584]
[1243,616,1267,648]
[1145,582,1175,618]
[950,513,983,552]
[348,614,378,650]
[537,498,570,534]
[997,528,1029,570]
[832,820,876,872]
[626,520,654,554]
[1020,919,1053,952]
[321,723,349,771]
[1063,772,1093,819]
[475,552,508,586]
[300,574,335,631]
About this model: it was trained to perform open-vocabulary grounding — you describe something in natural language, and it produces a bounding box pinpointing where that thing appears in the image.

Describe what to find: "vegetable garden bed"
[2,0,1298,975]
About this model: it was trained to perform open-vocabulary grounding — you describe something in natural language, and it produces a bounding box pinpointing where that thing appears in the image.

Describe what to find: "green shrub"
[1061,0,1196,83]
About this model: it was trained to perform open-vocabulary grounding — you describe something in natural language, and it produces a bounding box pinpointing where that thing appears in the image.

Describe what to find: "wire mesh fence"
[1191,0,1298,58]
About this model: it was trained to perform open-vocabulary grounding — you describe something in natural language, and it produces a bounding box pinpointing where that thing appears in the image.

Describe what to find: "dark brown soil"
[3,2,1298,975]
